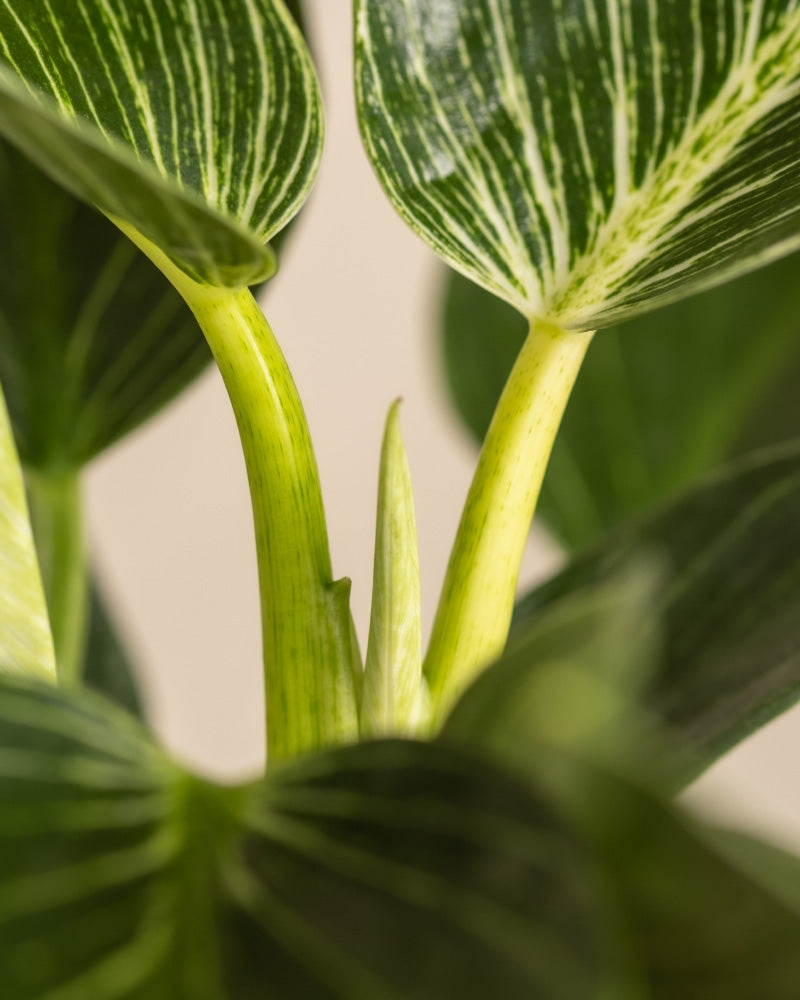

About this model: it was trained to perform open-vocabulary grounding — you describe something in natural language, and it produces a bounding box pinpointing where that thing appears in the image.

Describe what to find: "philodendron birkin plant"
[3,0,800,996]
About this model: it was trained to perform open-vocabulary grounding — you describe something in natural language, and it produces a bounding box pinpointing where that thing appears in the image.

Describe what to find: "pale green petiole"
[26,470,88,687]
[116,223,360,765]
[361,400,425,737]
[424,319,594,725]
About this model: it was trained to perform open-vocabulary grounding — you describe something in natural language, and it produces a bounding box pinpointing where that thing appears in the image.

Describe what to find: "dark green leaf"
[709,830,800,914]
[356,1,800,328]
[443,712,800,1000]
[442,251,800,549]
[0,139,209,469]
[548,760,800,1000]
[83,578,145,722]
[514,443,800,787]
[0,0,322,287]
[0,675,609,999]
[233,743,607,1000]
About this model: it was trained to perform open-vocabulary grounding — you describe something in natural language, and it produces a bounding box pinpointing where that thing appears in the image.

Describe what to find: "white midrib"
[546,7,800,327]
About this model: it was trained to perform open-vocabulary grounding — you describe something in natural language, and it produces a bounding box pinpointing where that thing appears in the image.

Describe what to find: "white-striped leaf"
[356,1,800,328]
[0,675,608,999]
[0,0,321,287]
[0,394,54,681]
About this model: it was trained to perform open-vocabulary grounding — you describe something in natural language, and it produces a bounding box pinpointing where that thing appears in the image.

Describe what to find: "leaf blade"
[0,674,609,1000]
[0,0,322,286]
[514,443,800,787]
[356,1,800,326]
[0,392,54,681]
[83,577,145,721]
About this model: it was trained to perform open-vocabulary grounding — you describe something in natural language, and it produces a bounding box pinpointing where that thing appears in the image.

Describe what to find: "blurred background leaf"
[513,444,800,789]
[82,578,145,721]
[443,251,800,551]
[445,681,800,999]
[443,561,664,772]
[0,673,612,1000]
[0,141,210,471]
[4,643,800,999]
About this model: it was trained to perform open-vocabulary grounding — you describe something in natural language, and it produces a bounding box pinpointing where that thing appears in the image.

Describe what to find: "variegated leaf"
[356,1,800,328]
[0,393,54,680]
[0,0,322,287]
[0,675,606,999]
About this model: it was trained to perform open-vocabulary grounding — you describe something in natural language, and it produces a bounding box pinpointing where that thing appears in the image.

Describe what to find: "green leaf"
[514,443,800,787]
[0,0,322,287]
[443,713,800,999]
[444,561,662,763]
[710,830,800,914]
[0,674,610,999]
[442,250,800,549]
[0,139,208,469]
[356,1,800,327]
[361,401,425,737]
[547,760,800,1000]
[0,392,54,681]
[235,742,607,1000]
[83,578,145,721]
[0,674,227,998]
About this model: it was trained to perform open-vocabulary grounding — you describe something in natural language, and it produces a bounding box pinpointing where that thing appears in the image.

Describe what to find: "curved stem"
[424,319,594,724]
[117,223,360,764]
[26,469,88,687]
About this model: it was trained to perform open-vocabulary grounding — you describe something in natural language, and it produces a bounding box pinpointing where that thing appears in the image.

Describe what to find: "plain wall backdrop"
[84,1,800,848]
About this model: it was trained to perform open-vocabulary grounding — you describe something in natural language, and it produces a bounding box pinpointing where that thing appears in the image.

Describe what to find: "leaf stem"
[424,318,594,724]
[116,223,360,764]
[26,469,88,687]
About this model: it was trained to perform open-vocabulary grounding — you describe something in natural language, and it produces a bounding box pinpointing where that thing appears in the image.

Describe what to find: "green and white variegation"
[0,0,322,287]
[0,394,54,680]
[356,0,800,328]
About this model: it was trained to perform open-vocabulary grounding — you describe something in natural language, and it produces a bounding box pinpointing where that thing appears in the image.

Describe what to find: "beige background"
[84,2,800,847]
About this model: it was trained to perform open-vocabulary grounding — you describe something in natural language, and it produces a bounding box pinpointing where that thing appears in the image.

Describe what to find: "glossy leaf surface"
[0,675,606,999]
[514,444,800,786]
[356,1,800,327]
[442,251,800,549]
[0,0,321,286]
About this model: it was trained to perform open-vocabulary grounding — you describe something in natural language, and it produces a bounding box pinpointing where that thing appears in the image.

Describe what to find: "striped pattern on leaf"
[356,0,800,328]
[0,677,189,997]
[0,0,321,287]
[0,677,605,999]
[0,396,54,680]
[228,741,603,999]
